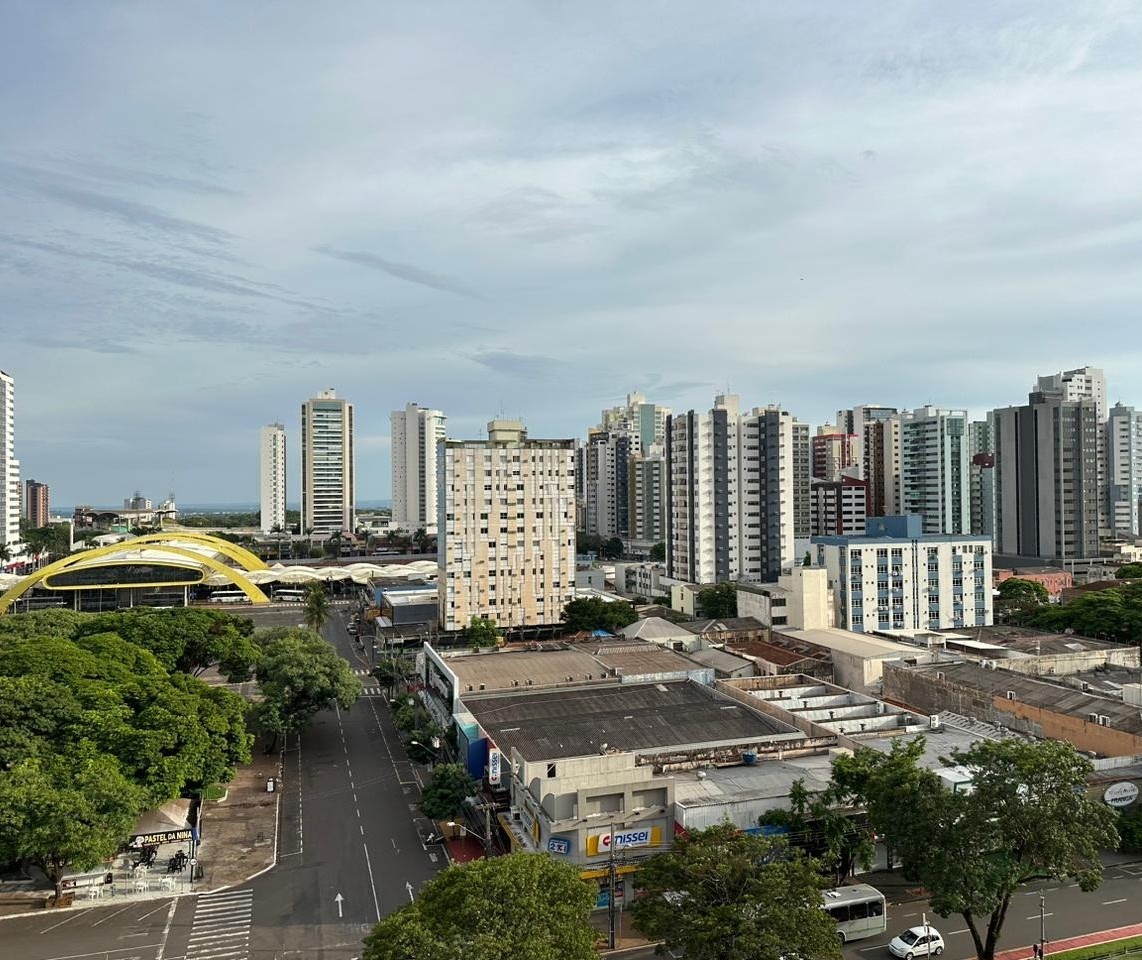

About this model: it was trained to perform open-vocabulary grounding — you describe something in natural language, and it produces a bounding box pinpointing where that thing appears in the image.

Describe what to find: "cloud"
[467,350,565,380]
[0,161,233,243]
[314,245,481,298]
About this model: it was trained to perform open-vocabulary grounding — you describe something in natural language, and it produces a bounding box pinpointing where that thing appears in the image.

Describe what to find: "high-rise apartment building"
[259,423,287,533]
[437,420,575,631]
[583,430,632,539]
[24,479,49,530]
[811,427,862,482]
[899,406,970,535]
[1034,366,1108,420]
[968,419,996,542]
[600,392,670,451]
[992,393,1101,560]
[391,402,447,535]
[813,515,993,632]
[666,396,809,585]
[628,446,667,546]
[300,389,355,535]
[837,405,900,517]
[0,370,19,549]
[1106,403,1142,536]
[811,473,868,537]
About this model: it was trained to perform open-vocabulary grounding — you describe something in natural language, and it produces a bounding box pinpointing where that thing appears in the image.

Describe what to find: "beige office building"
[438,420,575,631]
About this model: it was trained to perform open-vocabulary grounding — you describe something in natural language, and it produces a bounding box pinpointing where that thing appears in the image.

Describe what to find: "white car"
[888,926,945,958]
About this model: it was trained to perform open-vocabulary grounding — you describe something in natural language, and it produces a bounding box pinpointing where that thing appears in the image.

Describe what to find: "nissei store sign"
[488,749,502,786]
[1104,782,1140,808]
[587,826,662,856]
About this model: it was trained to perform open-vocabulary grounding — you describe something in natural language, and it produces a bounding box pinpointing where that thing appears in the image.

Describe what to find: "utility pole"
[608,823,617,950]
[1039,893,1047,958]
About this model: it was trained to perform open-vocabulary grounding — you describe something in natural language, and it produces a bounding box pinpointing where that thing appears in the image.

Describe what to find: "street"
[0,608,444,960]
[842,861,1142,959]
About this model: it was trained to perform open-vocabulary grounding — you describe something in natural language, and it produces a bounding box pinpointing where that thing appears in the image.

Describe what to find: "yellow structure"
[0,533,270,615]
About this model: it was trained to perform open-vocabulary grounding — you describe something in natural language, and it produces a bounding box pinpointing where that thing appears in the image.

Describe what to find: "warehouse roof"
[465,681,801,761]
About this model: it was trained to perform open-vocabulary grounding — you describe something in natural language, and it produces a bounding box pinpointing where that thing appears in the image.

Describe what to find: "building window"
[546,763,557,778]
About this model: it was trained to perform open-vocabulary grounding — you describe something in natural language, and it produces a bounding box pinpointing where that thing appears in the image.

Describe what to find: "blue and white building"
[813,515,992,633]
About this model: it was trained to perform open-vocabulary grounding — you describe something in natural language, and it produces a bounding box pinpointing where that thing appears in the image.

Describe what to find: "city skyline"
[4,3,1142,503]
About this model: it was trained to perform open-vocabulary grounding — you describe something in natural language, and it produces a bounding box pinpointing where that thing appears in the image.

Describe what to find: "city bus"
[823,883,887,944]
[209,589,250,604]
[272,588,306,602]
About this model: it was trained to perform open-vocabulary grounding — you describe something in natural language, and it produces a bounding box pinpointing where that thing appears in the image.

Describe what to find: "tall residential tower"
[0,370,19,549]
[259,423,287,533]
[300,389,355,535]
[391,403,447,535]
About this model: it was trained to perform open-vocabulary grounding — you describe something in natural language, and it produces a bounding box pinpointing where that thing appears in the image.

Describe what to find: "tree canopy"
[74,607,258,680]
[1023,580,1142,643]
[560,596,638,634]
[362,853,597,960]
[418,763,477,821]
[1116,563,1142,579]
[649,542,665,562]
[631,823,841,960]
[254,628,362,749]
[0,609,254,896]
[463,616,501,650]
[831,737,1118,960]
[697,581,738,618]
[302,582,333,632]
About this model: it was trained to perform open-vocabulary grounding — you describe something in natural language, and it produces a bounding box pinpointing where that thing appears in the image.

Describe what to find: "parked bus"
[272,588,306,602]
[823,883,887,944]
[209,589,249,604]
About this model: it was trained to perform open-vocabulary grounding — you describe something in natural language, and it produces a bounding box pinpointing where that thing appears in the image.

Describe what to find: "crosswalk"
[351,667,384,697]
[186,888,253,960]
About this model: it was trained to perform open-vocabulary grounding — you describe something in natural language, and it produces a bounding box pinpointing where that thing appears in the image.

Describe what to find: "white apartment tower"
[438,420,575,631]
[899,406,970,535]
[1106,403,1142,536]
[391,403,447,535]
[667,395,809,585]
[0,370,19,549]
[259,423,287,533]
[300,389,355,535]
[1035,366,1108,420]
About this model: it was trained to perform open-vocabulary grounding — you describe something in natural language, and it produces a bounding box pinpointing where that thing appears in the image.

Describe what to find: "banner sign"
[587,826,661,856]
[128,828,193,848]
[488,748,502,786]
[547,837,570,855]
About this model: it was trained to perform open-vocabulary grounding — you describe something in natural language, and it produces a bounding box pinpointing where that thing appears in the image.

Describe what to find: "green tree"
[362,853,597,960]
[576,533,606,557]
[418,762,477,821]
[303,582,333,632]
[649,541,665,562]
[463,615,501,650]
[757,778,874,884]
[602,537,624,560]
[832,737,1118,960]
[560,596,638,634]
[1116,563,1142,579]
[75,608,259,680]
[0,748,146,899]
[372,657,411,698]
[632,823,841,960]
[255,629,363,751]
[22,524,72,562]
[413,527,433,554]
[697,581,738,618]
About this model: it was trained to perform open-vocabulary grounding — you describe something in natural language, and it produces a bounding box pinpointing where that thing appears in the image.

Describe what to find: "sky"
[3,1,1142,506]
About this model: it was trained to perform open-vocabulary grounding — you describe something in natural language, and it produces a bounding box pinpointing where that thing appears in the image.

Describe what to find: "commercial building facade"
[258,423,287,533]
[437,420,575,630]
[814,515,993,632]
[300,389,355,535]
[391,402,447,535]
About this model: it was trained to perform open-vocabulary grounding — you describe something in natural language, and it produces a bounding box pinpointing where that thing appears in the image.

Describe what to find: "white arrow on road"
[335,892,344,918]
[406,881,414,902]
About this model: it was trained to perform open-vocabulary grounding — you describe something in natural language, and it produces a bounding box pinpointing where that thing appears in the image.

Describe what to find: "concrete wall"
[993,646,1140,677]
[882,664,1142,757]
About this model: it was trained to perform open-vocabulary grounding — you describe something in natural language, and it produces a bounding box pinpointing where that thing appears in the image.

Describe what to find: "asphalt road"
[843,860,1142,959]
[0,608,445,960]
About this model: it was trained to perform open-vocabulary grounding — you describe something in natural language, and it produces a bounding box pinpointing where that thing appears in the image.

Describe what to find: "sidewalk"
[0,739,281,916]
[994,921,1142,960]
[590,909,658,954]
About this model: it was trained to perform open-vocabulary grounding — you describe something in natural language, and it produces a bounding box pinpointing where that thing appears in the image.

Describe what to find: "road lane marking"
[39,910,90,934]
[155,898,177,959]
[356,808,361,818]
[135,902,170,921]
[37,949,159,960]
[362,841,382,922]
[1103,898,1128,904]
[949,929,969,935]
[91,905,135,927]
[1026,912,1053,920]
[360,824,365,835]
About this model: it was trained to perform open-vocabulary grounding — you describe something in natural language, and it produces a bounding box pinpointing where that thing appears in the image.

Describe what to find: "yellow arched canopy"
[0,533,270,615]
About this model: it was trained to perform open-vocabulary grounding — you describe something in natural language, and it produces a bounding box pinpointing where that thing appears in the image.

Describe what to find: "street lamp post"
[1039,893,1047,958]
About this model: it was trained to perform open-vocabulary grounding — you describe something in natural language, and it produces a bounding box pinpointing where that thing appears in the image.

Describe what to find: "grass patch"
[202,784,228,801]
[1046,935,1142,960]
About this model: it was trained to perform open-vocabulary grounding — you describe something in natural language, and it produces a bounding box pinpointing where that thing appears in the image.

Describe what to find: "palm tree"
[0,543,10,566]
[302,581,332,633]
[412,527,432,555]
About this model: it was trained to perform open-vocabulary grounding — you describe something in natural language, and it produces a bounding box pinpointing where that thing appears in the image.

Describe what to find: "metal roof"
[465,681,801,761]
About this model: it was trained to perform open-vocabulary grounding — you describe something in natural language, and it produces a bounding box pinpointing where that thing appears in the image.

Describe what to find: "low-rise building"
[463,680,806,903]
[681,617,769,647]
[726,638,834,680]
[994,567,1073,599]
[620,616,700,651]
[736,566,833,630]
[772,627,930,694]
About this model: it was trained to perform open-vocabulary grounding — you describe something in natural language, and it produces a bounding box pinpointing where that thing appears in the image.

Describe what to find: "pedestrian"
[1032,944,1042,959]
